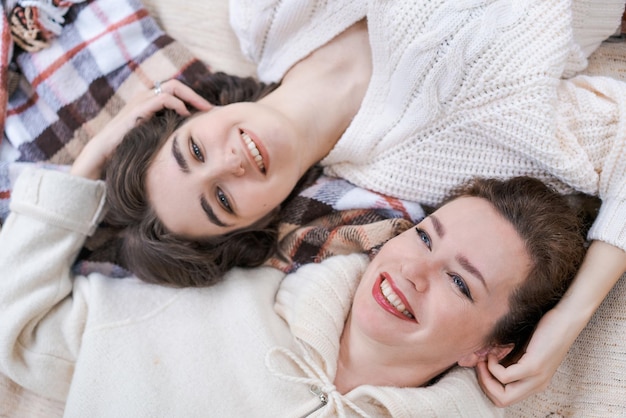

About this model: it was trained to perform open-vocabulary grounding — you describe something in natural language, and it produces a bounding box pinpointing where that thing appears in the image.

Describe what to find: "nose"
[222,148,245,177]
[403,259,432,293]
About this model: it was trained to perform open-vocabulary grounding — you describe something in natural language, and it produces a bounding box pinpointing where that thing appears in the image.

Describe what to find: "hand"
[70,79,212,179]
[475,307,575,407]
[476,242,626,407]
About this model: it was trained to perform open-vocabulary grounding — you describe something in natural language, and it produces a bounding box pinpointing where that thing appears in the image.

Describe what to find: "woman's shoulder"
[275,253,369,319]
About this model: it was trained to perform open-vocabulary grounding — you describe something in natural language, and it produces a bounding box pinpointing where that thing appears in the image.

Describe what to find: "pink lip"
[372,273,417,323]
[241,128,270,174]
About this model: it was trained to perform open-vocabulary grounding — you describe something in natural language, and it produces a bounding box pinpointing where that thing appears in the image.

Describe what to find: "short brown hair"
[445,176,587,364]
[104,72,318,287]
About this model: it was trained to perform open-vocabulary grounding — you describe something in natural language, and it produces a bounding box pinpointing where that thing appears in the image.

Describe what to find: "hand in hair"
[476,241,626,406]
[475,308,573,406]
[70,79,212,180]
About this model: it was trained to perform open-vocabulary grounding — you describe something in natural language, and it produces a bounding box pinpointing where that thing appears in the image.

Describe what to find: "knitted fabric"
[230,0,626,253]
[504,38,626,418]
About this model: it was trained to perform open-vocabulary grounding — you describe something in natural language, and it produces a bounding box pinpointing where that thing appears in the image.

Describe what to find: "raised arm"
[0,168,106,400]
[0,79,211,400]
[71,79,212,179]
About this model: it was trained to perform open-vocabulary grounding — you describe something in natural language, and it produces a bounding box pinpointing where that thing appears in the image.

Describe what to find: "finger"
[160,79,213,111]
[476,362,535,407]
[485,354,531,385]
[493,377,542,407]
[476,363,525,406]
[155,94,195,116]
[475,361,506,405]
[135,90,196,118]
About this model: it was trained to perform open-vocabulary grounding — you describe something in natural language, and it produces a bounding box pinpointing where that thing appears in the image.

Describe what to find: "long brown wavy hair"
[445,176,588,364]
[104,72,319,287]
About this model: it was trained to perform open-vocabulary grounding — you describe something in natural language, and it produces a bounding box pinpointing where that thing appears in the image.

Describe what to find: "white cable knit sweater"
[230,0,626,252]
[0,168,501,417]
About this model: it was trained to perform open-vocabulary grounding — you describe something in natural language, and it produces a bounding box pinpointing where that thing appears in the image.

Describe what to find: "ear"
[457,344,514,368]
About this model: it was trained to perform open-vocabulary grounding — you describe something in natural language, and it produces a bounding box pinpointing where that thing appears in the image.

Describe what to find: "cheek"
[354,263,383,309]
[242,178,297,211]
[350,276,387,331]
[234,183,285,222]
[430,301,493,346]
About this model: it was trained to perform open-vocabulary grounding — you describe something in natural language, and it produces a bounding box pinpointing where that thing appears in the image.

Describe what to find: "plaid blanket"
[0,0,425,278]
[1,0,211,163]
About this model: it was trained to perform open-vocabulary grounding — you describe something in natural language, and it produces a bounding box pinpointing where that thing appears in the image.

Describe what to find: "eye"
[216,188,233,214]
[449,273,473,301]
[190,138,204,162]
[415,227,431,250]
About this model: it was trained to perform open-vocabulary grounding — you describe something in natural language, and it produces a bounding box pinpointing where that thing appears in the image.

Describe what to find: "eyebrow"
[457,255,487,291]
[429,214,445,238]
[429,215,488,291]
[200,195,230,228]
[172,136,230,228]
[172,136,189,173]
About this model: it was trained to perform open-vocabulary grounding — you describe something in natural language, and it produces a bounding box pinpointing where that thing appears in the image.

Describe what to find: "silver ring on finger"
[153,80,162,95]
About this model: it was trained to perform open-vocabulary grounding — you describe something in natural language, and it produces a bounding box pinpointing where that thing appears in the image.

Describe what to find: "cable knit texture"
[230,0,626,253]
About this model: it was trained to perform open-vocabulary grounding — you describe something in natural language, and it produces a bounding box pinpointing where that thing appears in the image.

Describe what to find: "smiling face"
[349,196,532,376]
[145,102,307,238]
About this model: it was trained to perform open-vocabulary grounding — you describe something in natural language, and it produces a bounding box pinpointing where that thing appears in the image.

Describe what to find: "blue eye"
[190,139,204,162]
[415,227,431,250]
[449,273,472,301]
[216,188,232,213]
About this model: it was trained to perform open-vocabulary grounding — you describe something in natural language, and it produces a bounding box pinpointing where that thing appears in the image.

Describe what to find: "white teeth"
[380,279,414,319]
[241,131,265,172]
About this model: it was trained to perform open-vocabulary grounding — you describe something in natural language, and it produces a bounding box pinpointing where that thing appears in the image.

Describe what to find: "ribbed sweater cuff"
[588,196,626,251]
[10,168,106,236]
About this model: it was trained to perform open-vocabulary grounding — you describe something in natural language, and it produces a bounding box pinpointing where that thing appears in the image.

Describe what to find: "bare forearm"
[70,79,212,180]
[557,240,626,329]
[70,137,113,179]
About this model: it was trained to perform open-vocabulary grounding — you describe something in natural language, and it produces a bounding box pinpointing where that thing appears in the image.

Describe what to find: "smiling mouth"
[241,131,265,173]
[380,278,415,320]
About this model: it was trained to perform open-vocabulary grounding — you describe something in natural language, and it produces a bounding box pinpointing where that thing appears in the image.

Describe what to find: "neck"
[334,315,450,394]
[259,20,371,173]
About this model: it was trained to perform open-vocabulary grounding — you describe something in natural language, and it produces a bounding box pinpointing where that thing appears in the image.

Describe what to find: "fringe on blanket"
[9,0,85,52]
[1,0,85,138]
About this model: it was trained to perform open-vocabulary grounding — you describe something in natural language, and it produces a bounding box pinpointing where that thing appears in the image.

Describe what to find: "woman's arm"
[70,79,212,180]
[476,74,626,406]
[0,168,106,400]
[476,241,626,406]
[0,80,210,400]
